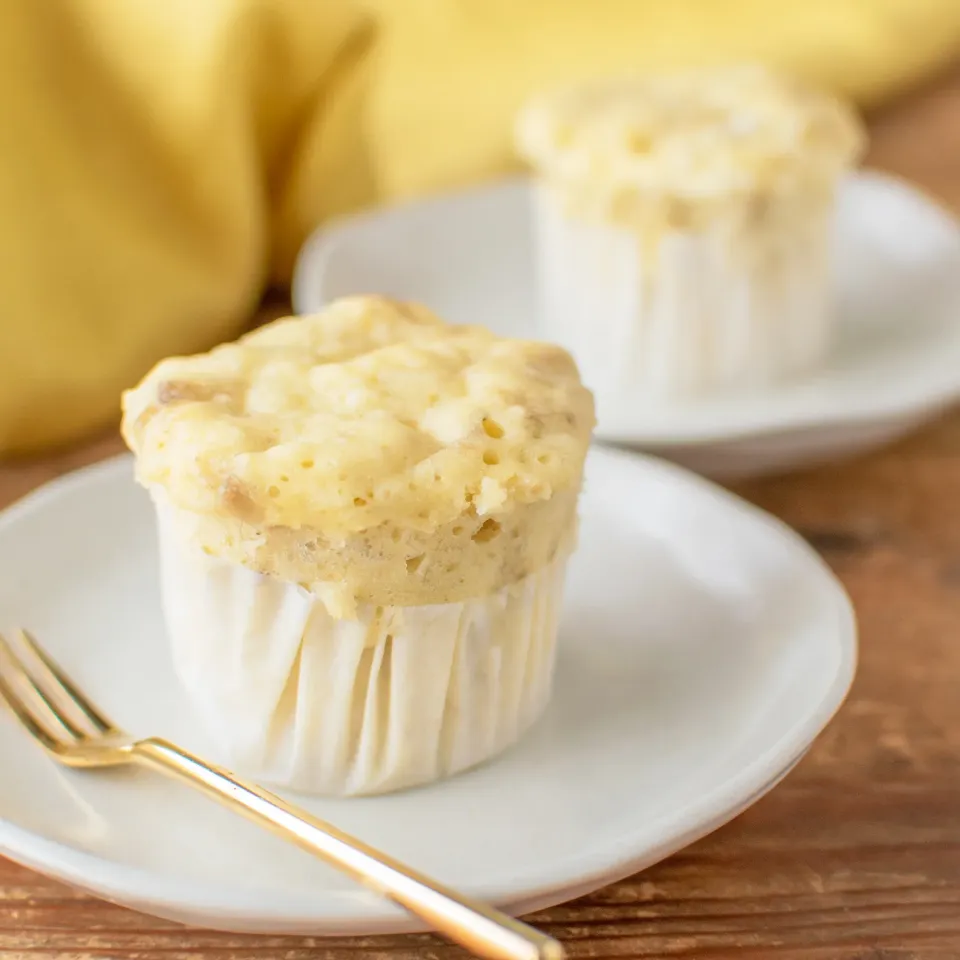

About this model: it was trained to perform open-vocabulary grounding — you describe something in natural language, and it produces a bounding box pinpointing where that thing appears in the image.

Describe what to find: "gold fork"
[0,628,563,960]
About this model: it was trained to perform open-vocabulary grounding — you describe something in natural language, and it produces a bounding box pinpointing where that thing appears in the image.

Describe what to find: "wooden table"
[3,68,960,960]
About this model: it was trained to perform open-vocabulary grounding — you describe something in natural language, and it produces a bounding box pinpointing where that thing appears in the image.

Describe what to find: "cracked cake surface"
[122,296,595,610]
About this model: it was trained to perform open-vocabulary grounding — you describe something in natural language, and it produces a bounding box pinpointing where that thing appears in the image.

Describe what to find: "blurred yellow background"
[1,0,959,454]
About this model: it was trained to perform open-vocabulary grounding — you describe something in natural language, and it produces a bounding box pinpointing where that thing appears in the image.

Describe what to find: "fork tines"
[0,629,113,749]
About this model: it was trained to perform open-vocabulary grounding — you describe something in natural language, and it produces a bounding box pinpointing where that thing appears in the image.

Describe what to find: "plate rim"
[0,451,858,934]
[292,169,960,447]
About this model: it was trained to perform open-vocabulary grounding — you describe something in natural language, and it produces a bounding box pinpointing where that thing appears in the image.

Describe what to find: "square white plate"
[294,172,960,477]
[0,449,855,934]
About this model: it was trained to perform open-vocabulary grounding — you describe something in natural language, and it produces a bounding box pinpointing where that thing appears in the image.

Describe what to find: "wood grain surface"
[3,67,960,960]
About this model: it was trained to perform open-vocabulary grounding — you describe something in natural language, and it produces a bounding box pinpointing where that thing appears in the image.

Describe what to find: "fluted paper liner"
[155,502,570,796]
[533,184,835,412]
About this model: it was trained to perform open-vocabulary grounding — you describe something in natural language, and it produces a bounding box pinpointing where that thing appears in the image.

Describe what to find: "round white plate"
[0,451,856,935]
[294,172,960,478]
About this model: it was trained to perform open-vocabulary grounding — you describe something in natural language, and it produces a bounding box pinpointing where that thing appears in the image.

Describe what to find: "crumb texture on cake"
[516,65,864,208]
[122,296,594,607]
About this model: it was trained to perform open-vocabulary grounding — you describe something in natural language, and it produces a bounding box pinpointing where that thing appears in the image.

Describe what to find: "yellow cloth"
[1,0,959,455]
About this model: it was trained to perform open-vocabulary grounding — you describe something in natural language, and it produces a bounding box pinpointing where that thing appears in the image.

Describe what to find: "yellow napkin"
[366,0,960,199]
[0,0,374,454]
[1,0,959,455]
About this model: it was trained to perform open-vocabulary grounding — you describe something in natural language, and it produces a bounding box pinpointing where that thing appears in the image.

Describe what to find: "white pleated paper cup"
[155,502,570,797]
[532,183,835,415]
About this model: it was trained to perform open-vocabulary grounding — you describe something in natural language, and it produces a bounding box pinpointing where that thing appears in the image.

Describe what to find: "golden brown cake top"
[516,64,864,201]
[122,297,595,544]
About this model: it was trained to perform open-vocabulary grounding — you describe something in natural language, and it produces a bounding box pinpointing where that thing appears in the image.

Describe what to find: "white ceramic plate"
[293,172,960,478]
[0,451,855,934]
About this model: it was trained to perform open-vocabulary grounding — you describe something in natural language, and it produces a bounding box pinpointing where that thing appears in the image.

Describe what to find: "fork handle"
[132,738,563,960]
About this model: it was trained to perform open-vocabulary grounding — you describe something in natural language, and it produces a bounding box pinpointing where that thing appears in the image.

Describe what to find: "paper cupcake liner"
[155,502,570,796]
[533,184,835,411]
